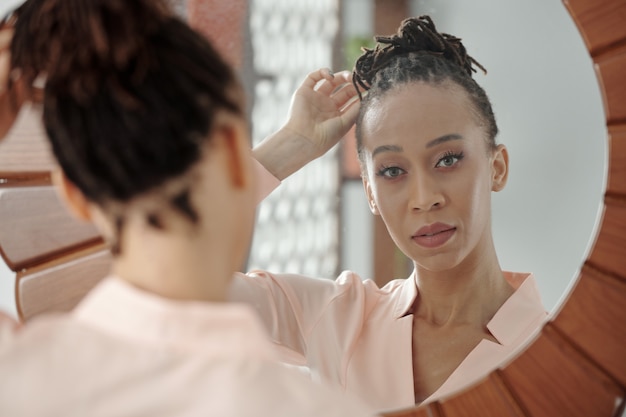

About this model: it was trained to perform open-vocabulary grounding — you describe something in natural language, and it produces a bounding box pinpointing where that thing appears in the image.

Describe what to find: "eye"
[435,152,464,168]
[376,166,405,178]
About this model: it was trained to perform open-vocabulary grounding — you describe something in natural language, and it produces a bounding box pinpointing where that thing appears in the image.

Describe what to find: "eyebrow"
[371,134,464,158]
[372,144,403,158]
[426,133,463,148]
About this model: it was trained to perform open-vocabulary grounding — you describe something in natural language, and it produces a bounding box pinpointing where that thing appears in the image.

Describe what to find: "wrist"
[252,126,320,181]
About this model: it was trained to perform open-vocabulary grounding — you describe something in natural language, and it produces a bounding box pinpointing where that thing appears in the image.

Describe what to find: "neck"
[110,212,238,303]
[412,239,514,328]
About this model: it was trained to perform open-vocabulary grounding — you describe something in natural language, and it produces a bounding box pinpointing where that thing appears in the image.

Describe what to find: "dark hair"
[352,15,498,160]
[10,0,243,252]
[9,0,243,251]
[11,0,242,201]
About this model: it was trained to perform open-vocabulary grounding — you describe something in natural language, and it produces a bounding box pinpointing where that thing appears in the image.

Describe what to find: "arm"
[230,270,366,365]
[253,68,360,181]
[230,271,335,363]
[238,70,362,360]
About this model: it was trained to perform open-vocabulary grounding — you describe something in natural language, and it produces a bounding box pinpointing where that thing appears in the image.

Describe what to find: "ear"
[362,176,380,215]
[52,169,92,221]
[217,116,251,190]
[491,144,509,192]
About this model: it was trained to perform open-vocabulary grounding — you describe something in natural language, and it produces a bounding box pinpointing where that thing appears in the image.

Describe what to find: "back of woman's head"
[10,0,243,205]
[353,16,498,158]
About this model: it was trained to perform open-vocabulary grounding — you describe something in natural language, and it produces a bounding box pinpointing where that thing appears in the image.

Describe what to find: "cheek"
[370,181,406,216]
[460,172,493,223]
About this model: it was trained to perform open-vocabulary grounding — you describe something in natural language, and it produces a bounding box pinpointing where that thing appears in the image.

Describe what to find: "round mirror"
[244,0,611,412]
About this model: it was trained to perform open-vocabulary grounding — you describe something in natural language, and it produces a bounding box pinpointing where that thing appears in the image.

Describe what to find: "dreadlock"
[9,0,244,252]
[353,15,498,159]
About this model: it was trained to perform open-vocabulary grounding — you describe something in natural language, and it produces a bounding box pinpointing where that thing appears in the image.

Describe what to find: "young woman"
[233,16,547,411]
[0,1,373,415]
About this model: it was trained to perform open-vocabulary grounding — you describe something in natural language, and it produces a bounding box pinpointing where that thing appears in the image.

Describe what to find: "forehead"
[360,81,480,146]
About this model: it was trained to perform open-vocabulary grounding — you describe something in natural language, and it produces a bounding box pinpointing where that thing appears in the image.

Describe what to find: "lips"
[412,222,456,248]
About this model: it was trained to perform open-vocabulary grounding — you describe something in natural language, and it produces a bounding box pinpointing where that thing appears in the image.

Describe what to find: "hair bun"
[353,15,485,95]
[12,0,172,102]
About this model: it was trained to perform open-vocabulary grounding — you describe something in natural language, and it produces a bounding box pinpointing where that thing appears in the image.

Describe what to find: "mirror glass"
[244,0,607,407]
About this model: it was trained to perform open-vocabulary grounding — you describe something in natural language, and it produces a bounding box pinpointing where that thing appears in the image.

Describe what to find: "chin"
[411,251,466,273]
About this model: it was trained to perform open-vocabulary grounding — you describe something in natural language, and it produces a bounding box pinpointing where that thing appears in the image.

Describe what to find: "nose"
[409,174,445,212]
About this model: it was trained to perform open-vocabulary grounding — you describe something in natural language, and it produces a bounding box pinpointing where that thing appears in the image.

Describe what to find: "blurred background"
[0,0,605,318]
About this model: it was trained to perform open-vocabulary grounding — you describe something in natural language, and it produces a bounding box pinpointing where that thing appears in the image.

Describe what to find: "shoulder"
[0,315,106,414]
[273,269,402,306]
[335,272,409,302]
[234,269,408,320]
[237,269,367,298]
[0,313,69,355]
[244,268,395,293]
[0,310,148,381]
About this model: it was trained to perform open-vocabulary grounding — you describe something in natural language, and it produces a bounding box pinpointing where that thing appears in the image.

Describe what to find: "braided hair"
[9,0,243,252]
[353,15,498,160]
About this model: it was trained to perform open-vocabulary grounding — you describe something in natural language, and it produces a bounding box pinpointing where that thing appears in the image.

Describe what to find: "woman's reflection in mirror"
[233,15,548,411]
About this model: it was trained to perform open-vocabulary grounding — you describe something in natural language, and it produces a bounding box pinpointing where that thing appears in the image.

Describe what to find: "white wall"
[340,182,373,280]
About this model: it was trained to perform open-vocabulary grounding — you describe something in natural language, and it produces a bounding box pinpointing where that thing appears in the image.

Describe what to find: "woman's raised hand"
[253,68,360,181]
[286,68,360,157]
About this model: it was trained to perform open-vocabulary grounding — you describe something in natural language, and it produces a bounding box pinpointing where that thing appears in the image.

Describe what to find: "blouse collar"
[393,271,546,346]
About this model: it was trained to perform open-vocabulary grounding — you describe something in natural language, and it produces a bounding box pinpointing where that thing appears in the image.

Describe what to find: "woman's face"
[360,81,508,273]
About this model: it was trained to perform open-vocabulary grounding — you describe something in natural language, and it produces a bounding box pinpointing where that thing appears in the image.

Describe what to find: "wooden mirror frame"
[0,0,624,415]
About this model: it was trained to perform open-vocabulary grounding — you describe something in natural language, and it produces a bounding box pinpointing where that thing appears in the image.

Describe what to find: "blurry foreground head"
[10,0,252,254]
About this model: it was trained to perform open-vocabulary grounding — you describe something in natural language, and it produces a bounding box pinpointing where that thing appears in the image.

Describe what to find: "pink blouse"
[231,162,549,412]
[0,277,376,416]
[231,269,547,412]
